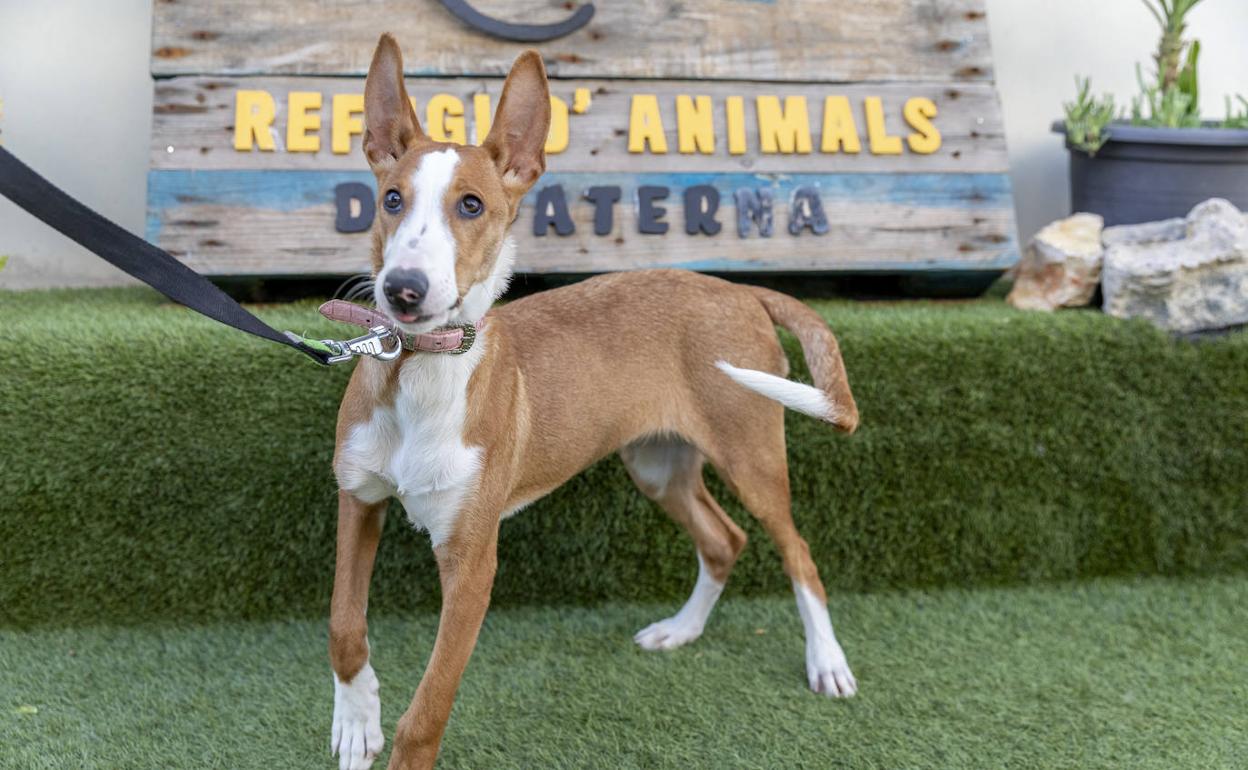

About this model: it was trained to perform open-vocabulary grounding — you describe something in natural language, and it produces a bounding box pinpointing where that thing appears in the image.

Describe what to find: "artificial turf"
[2,574,1245,769]
[2,288,1247,627]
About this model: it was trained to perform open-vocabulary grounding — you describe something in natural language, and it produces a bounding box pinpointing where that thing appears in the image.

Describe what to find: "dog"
[328,34,861,770]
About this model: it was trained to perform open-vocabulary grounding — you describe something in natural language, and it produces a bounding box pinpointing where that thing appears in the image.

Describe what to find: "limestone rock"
[1101,216,1186,247]
[1007,213,1104,311]
[1101,199,1248,333]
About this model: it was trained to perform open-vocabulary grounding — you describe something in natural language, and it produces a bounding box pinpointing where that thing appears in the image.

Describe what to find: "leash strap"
[0,145,338,365]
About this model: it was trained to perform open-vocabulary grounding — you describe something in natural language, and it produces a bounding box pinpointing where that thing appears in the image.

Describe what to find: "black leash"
[0,145,342,365]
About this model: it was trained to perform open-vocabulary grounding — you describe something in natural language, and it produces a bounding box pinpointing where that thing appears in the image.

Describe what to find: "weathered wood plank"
[152,76,1007,174]
[147,170,1018,276]
[151,0,994,83]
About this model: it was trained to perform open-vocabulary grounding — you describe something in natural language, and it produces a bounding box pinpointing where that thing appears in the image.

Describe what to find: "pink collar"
[318,300,482,355]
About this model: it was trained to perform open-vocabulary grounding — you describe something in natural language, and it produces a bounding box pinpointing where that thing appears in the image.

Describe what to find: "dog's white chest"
[336,343,485,547]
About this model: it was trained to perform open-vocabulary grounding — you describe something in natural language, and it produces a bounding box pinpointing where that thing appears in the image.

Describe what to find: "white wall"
[0,0,152,288]
[1,0,1245,288]
[989,0,1248,241]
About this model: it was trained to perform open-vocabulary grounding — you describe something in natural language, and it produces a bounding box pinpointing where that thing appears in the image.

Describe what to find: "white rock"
[1007,213,1104,311]
[1101,199,1248,333]
[1101,216,1187,247]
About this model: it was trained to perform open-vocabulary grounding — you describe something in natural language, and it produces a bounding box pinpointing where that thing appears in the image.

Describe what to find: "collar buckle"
[450,323,478,355]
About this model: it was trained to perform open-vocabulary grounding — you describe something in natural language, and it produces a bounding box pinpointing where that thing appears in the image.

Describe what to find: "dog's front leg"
[330,490,387,770]
[387,511,500,770]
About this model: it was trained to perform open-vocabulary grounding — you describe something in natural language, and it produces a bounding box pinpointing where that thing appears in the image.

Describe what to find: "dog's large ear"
[363,33,423,172]
[483,50,551,205]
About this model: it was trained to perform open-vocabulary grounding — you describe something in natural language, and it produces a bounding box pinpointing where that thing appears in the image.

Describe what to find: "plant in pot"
[1054,0,1248,226]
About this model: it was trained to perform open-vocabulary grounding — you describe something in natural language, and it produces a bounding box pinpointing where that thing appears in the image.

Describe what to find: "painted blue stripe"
[147,169,1015,240]
[146,170,1018,271]
[147,170,374,214]
[147,169,373,241]
[538,172,1014,209]
[147,170,1014,205]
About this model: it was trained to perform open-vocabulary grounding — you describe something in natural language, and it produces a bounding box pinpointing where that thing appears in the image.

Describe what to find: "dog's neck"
[444,237,516,328]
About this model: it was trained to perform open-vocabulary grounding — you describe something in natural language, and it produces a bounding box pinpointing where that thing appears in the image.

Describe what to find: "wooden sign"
[148,0,1017,277]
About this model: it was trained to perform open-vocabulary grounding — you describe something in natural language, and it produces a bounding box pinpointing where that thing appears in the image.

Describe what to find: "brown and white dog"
[328,34,861,770]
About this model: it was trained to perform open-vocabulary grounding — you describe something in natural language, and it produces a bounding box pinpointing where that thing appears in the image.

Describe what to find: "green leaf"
[1177,39,1200,117]
[1064,76,1116,155]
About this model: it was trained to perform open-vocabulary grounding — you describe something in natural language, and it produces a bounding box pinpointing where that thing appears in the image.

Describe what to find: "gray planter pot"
[1052,121,1248,226]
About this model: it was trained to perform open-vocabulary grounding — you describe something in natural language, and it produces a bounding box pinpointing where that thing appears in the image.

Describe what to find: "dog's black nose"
[383,268,430,316]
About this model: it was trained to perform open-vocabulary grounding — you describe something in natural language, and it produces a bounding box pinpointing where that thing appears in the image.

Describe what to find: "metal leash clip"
[322,325,404,364]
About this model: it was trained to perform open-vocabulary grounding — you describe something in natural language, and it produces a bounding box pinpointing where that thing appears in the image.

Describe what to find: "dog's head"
[363,34,550,332]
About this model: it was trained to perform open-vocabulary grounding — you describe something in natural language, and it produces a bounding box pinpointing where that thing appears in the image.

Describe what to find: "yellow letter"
[572,87,592,114]
[331,93,364,155]
[756,95,812,154]
[546,95,569,154]
[286,91,322,153]
[233,90,276,151]
[628,94,667,154]
[426,94,466,144]
[726,96,746,155]
[820,95,862,154]
[675,95,715,154]
[904,97,941,154]
[864,96,903,155]
[472,93,492,145]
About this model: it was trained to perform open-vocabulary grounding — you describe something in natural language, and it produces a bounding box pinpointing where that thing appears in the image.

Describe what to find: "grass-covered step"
[2,576,1245,769]
[2,288,1247,627]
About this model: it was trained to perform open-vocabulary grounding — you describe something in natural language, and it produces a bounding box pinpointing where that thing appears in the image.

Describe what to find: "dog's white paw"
[805,641,857,698]
[634,615,705,651]
[792,581,857,698]
[331,663,384,770]
[634,560,724,651]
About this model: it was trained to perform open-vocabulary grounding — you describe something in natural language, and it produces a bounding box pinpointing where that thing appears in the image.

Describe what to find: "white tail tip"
[715,361,840,422]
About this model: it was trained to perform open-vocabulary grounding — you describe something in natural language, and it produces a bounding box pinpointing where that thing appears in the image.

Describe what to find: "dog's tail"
[715,286,859,434]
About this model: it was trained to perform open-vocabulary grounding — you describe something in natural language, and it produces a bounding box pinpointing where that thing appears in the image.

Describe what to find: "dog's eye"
[458,194,484,218]
[383,189,403,213]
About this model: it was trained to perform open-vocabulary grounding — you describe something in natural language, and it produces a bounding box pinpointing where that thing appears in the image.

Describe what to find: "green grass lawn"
[3,288,1247,626]
[2,287,1246,768]
[2,575,1245,769]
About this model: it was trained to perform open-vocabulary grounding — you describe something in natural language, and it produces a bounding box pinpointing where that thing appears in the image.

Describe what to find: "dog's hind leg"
[620,438,747,651]
[330,491,387,770]
[712,436,857,698]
